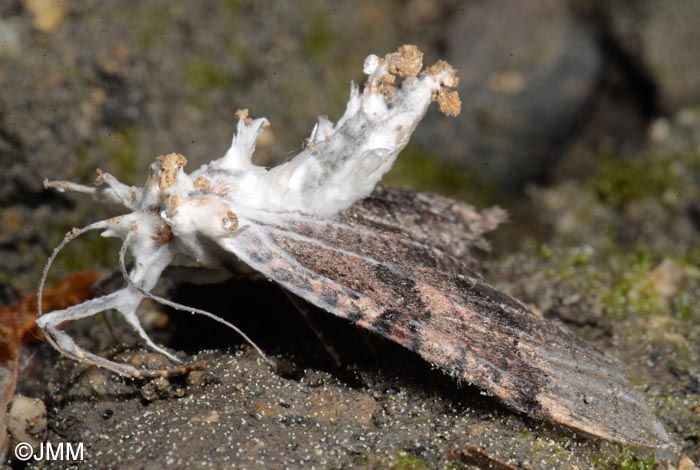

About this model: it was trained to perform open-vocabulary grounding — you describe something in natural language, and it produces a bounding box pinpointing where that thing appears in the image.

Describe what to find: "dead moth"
[37,45,669,449]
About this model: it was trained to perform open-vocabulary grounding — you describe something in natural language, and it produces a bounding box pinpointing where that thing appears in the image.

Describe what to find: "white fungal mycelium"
[36,45,460,376]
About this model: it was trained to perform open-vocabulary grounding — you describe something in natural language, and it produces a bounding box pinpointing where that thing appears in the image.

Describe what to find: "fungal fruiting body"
[38,45,458,372]
[37,46,670,449]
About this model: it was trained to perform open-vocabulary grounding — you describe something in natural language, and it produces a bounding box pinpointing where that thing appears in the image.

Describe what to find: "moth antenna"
[43,179,97,195]
[118,233,274,367]
[45,174,141,211]
[37,219,111,322]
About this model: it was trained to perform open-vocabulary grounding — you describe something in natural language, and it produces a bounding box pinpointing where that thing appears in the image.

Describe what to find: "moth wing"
[222,213,669,448]
[351,186,507,260]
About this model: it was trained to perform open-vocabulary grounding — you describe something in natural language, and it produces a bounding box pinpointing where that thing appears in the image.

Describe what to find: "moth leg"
[37,290,197,377]
[45,325,150,377]
[119,243,275,367]
[48,327,200,377]
[67,266,180,362]
[91,268,127,344]
[37,290,147,376]
[118,308,181,363]
[281,289,342,367]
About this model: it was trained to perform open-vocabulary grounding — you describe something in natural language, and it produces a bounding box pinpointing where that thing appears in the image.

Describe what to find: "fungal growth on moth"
[37,45,670,449]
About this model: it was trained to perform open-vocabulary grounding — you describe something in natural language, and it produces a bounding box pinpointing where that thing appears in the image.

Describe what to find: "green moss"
[600,251,662,319]
[76,127,141,186]
[539,241,700,322]
[222,0,249,18]
[302,10,335,65]
[684,246,700,266]
[107,127,141,185]
[186,55,233,91]
[75,147,100,181]
[137,4,171,50]
[673,291,694,322]
[538,245,674,320]
[349,450,430,470]
[44,225,116,281]
[539,243,554,261]
[592,447,657,470]
[657,391,681,409]
[229,42,253,65]
[547,248,593,284]
[392,451,429,470]
[566,246,593,267]
[589,144,700,212]
[591,446,657,470]
[591,149,673,208]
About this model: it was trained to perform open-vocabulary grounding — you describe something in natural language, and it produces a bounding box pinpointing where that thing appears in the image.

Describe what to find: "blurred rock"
[22,0,67,33]
[413,0,601,192]
[603,0,700,113]
[7,395,47,451]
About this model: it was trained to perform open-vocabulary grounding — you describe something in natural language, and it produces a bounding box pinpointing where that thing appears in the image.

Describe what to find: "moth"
[36,46,670,449]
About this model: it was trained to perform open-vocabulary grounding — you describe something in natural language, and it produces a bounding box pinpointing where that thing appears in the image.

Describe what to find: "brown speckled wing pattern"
[227,187,669,448]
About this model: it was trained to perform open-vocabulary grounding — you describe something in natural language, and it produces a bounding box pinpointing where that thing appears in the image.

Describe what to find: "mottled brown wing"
[348,186,507,260]
[225,203,669,449]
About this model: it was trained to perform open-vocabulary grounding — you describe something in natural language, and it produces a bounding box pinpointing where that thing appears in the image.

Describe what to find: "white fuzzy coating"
[45,44,461,291]
[200,68,447,217]
[133,46,456,264]
[36,46,460,374]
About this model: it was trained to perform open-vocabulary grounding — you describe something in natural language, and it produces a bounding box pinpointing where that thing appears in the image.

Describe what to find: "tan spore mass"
[426,60,459,88]
[434,89,462,117]
[377,74,397,99]
[234,108,253,125]
[193,176,211,191]
[156,153,188,190]
[427,60,461,117]
[385,45,424,78]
